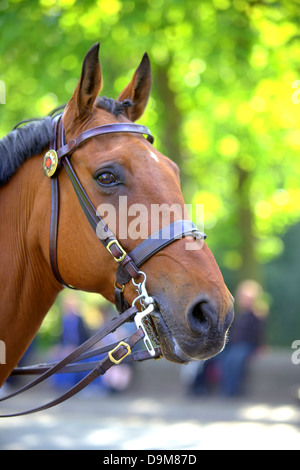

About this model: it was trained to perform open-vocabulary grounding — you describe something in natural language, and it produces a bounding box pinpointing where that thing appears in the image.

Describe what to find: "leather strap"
[0,306,138,405]
[116,220,206,285]
[11,347,162,375]
[0,326,145,418]
[49,116,73,288]
[62,155,140,279]
[57,123,154,160]
[62,156,114,241]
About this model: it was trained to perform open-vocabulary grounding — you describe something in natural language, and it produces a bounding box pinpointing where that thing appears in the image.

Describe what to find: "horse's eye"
[97,172,118,186]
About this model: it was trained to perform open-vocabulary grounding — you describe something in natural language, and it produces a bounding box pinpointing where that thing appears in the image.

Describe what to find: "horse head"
[43,43,234,363]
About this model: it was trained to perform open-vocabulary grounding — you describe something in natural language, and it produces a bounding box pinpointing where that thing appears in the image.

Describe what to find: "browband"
[57,122,154,159]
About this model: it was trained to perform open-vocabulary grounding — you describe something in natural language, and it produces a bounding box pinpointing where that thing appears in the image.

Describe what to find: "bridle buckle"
[108,341,131,365]
[106,239,127,262]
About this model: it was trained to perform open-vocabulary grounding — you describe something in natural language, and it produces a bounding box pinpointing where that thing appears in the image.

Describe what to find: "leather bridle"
[48,114,204,312]
[0,113,206,417]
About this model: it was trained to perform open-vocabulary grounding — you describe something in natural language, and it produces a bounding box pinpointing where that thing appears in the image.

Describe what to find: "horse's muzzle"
[152,294,234,363]
[183,295,234,359]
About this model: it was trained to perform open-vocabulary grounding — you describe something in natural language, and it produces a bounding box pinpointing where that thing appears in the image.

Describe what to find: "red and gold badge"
[43,149,58,177]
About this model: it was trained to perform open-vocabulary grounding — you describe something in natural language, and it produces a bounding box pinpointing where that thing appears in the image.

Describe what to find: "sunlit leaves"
[0,0,299,273]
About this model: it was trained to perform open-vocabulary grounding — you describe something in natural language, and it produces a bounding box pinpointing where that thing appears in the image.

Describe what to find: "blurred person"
[188,280,268,397]
[220,279,268,397]
[50,297,135,394]
[60,293,89,349]
[50,292,90,389]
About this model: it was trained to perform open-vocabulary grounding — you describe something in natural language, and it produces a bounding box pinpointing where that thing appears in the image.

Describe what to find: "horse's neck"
[0,155,61,385]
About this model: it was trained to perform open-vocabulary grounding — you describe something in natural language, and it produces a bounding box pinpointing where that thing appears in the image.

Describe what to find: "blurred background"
[1,0,300,450]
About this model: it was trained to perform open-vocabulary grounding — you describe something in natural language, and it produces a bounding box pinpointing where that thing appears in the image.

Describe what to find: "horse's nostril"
[192,303,209,326]
[187,298,216,334]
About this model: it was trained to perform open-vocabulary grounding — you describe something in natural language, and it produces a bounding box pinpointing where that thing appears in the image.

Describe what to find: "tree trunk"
[155,65,182,167]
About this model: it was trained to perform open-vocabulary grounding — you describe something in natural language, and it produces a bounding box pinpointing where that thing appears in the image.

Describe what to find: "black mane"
[0,97,133,187]
[0,117,53,187]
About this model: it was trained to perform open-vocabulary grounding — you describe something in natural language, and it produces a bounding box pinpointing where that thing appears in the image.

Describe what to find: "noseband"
[0,113,206,417]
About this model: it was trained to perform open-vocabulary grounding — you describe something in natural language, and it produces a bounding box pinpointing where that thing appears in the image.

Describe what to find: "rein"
[0,114,205,417]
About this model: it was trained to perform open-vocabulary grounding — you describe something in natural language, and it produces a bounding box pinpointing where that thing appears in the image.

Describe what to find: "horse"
[0,43,234,390]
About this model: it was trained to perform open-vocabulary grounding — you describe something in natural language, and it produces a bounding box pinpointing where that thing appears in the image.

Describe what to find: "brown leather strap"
[57,123,154,160]
[116,220,206,285]
[1,306,138,405]
[62,157,114,240]
[49,176,76,288]
[61,156,140,278]
[49,115,73,288]
[11,346,162,375]
[114,285,130,313]
[0,327,145,418]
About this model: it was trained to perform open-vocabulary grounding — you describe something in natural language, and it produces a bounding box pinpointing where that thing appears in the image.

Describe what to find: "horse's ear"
[117,53,152,122]
[65,43,102,120]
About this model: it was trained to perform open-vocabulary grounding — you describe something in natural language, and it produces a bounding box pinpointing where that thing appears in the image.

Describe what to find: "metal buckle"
[106,240,127,262]
[114,280,125,293]
[108,341,131,365]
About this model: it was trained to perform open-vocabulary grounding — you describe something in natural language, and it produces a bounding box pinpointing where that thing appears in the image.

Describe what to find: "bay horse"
[0,43,234,390]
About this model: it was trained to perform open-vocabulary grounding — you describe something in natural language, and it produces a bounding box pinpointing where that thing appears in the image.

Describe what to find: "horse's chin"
[150,308,192,364]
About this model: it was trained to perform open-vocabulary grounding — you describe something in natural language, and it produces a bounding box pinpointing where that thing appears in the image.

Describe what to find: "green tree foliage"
[1,0,299,344]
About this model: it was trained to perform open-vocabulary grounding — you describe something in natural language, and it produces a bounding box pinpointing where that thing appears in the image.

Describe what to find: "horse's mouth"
[147,305,192,364]
[144,300,231,364]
